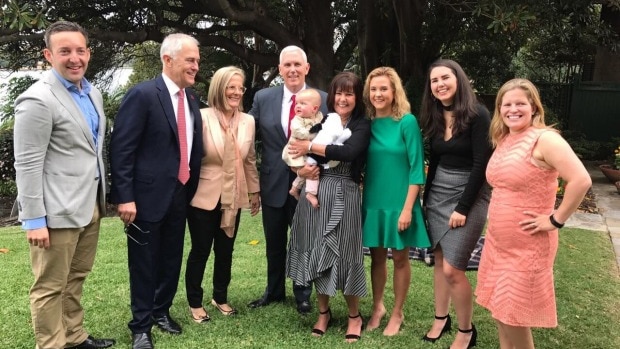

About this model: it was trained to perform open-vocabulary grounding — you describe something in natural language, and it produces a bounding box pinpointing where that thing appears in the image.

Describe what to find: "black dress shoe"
[152,313,182,334]
[297,300,312,315]
[132,332,153,349]
[247,296,284,309]
[67,335,116,349]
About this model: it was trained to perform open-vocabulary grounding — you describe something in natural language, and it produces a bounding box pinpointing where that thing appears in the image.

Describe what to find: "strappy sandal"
[449,324,477,349]
[422,314,452,342]
[311,308,332,336]
[345,313,363,342]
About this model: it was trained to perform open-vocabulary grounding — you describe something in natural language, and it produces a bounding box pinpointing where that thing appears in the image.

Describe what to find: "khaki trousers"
[29,205,101,349]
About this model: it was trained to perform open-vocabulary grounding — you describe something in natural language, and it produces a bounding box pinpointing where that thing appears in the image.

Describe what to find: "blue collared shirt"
[22,70,100,230]
[51,69,99,145]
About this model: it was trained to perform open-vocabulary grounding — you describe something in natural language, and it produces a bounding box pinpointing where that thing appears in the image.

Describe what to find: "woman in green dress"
[362,66,431,336]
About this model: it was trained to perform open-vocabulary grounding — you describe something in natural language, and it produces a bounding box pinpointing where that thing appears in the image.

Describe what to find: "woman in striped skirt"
[286,72,370,342]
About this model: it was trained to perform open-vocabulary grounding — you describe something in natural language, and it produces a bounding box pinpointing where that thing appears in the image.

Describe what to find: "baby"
[282,89,351,208]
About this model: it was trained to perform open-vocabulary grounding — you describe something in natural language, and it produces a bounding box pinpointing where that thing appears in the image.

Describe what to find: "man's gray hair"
[279,45,307,64]
[160,33,199,63]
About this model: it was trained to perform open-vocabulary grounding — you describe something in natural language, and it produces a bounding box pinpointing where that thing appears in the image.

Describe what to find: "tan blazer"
[190,108,260,210]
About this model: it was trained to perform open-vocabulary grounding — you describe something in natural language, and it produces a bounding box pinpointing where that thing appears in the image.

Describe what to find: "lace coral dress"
[475,127,560,327]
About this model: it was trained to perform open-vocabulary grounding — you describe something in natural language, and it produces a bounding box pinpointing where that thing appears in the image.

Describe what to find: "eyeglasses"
[226,86,247,94]
[124,223,150,246]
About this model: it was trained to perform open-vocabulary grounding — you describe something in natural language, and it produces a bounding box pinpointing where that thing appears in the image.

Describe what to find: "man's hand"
[118,202,137,225]
[27,227,50,249]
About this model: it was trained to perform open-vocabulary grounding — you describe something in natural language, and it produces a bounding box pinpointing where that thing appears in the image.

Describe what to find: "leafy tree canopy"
[1,0,618,98]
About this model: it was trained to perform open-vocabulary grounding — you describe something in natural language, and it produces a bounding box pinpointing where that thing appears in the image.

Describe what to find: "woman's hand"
[519,211,556,234]
[249,193,261,216]
[398,210,412,232]
[448,211,467,229]
[288,139,310,158]
[295,164,320,180]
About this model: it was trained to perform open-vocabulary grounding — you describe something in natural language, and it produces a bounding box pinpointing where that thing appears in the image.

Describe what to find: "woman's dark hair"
[326,71,365,120]
[420,59,479,138]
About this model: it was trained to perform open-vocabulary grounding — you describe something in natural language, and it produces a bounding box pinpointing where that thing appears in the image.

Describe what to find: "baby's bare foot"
[306,193,319,208]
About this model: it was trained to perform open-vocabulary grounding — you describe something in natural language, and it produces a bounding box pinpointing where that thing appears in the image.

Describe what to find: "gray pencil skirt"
[425,165,490,270]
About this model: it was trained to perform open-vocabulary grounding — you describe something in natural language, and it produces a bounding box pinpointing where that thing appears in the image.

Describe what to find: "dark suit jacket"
[248,85,327,207]
[109,75,203,222]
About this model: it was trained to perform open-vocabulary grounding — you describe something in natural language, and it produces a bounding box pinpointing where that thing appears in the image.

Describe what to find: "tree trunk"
[593,4,620,82]
[300,0,334,90]
[392,0,426,111]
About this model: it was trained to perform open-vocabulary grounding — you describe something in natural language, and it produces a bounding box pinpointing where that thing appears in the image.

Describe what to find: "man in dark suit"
[14,20,115,349]
[109,33,203,349]
[247,45,328,314]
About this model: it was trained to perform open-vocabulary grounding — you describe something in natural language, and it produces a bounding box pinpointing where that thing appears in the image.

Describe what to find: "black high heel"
[345,313,363,342]
[311,308,332,336]
[422,314,452,342]
[448,324,477,349]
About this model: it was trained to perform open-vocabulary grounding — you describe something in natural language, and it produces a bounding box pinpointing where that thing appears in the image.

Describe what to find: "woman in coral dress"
[475,79,591,349]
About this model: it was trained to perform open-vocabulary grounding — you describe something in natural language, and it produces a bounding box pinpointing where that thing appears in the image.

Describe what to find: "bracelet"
[308,142,313,153]
[549,214,565,229]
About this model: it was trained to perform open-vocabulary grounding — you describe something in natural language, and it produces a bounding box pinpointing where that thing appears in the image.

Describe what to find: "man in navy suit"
[247,45,328,314]
[110,33,203,349]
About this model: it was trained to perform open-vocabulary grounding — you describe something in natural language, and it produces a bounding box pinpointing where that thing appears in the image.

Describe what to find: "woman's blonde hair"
[490,78,550,147]
[363,66,410,120]
[208,66,245,112]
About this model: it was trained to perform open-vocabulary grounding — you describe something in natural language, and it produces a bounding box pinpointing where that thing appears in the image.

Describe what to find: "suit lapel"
[45,73,96,151]
[203,108,225,161]
[156,76,178,140]
[272,86,287,142]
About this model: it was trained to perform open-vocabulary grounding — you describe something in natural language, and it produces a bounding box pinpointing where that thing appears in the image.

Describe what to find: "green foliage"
[0,180,17,197]
[562,130,606,160]
[0,75,38,129]
[1,0,618,122]
[102,88,126,125]
[0,128,15,185]
[125,42,162,89]
[0,0,48,30]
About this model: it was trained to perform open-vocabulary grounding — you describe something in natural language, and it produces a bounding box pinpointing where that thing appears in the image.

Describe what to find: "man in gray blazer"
[247,45,328,314]
[13,21,115,349]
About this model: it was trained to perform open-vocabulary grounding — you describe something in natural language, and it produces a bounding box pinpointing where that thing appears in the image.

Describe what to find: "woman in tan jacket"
[185,66,260,322]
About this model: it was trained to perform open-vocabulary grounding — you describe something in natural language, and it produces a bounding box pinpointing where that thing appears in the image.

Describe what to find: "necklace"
[341,115,351,127]
[443,104,454,112]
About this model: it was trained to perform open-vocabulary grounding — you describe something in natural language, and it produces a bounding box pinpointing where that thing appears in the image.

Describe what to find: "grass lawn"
[1,211,619,348]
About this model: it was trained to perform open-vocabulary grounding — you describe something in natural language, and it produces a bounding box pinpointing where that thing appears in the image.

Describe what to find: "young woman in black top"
[420,59,492,349]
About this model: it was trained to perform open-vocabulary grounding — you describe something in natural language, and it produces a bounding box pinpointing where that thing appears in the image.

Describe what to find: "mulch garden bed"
[556,188,598,214]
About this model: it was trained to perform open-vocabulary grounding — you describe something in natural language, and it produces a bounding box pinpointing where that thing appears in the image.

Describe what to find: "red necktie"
[177,89,190,184]
[287,94,296,138]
